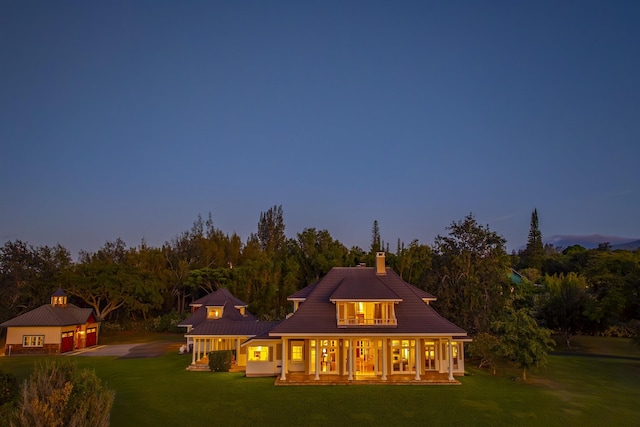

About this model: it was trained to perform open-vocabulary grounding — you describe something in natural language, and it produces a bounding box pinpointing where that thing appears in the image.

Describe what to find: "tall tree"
[426,213,511,334]
[521,208,544,270]
[257,205,286,254]
[370,220,381,254]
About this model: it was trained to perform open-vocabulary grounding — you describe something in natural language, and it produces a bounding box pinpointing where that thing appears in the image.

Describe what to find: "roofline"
[268,332,467,338]
[184,334,255,339]
[287,298,307,302]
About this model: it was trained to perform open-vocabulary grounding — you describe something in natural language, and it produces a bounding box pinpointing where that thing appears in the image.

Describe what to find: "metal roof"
[0,304,97,327]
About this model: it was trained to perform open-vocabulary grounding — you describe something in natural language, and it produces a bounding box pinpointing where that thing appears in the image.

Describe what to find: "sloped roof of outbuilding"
[0,304,98,328]
[178,288,257,328]
[269,267,466,337]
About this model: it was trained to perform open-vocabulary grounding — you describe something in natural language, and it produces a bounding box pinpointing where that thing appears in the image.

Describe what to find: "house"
[0,288,101,355]
[178,287,279,370]
[245,252,469,384]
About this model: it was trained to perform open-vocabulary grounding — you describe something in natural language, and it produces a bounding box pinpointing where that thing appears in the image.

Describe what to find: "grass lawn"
[2,338,639,427]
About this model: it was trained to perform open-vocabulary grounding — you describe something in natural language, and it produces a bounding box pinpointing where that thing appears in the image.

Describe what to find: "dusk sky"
[2,1,639,258]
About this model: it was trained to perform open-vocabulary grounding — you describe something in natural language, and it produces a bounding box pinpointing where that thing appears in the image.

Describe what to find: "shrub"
[11,360,115,427]
[0,371,18,406]
[208,350,233,373]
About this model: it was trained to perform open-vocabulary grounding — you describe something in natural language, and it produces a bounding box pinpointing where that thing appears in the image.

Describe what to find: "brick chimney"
[376,252,386,275]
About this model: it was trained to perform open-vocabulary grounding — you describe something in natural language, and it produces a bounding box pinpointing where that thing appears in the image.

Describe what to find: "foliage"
[0,371,18,406]
[467,333,501,374]
[493,308,555,381]
[145,310,186,333]
[208,350,233,372]
[426,213,511,334]
[11,360,114,427]
[537,273,591,347]
[519,208,544,270]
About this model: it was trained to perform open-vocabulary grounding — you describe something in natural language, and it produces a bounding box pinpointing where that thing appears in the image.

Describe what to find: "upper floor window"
[207,306,223,319]
[336,302,397,326]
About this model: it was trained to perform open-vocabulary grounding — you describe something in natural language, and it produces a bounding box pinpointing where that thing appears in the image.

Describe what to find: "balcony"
[337,316,397,327]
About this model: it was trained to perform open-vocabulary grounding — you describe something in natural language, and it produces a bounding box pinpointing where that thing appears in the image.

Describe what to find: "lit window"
[207,307,223,319]
[23,335,44,347]
[248,346,270,361]
[291,344,303,361]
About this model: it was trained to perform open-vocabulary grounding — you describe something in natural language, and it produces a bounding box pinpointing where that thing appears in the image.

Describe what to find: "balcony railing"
[337,317,397,326]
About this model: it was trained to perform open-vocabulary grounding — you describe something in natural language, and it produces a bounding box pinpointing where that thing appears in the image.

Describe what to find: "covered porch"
[189,336,248,367]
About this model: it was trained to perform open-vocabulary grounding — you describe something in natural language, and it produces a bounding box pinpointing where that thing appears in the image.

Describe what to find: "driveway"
[69,341,182,359]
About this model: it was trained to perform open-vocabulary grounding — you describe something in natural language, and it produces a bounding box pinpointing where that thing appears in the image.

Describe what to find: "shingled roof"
[270,267,466,337]
[0,304,97,328]
[178,288,257,328]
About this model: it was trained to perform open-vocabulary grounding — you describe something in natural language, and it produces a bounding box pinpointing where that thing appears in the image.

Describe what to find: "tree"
[468,333,501,374]
[493,308,554,381]
[427,213,511,334]
[11,360,114,427]
[294,228,348,285]
[370,220,381,254]
[520,208,544,270]
[538,273,590,347]
[257,205,286,254]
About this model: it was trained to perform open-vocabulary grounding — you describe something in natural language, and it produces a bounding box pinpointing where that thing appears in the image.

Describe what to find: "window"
[248,346,270,362]
[23,335,44,347]
[206,306,223,319]
[291,344,304,361]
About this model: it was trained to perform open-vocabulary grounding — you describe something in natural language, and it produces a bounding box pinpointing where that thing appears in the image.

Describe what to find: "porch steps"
[275,374,461,386]
[186,364,211,372]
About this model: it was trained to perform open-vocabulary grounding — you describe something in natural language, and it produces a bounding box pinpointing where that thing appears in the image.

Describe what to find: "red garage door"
[61,331,74,353]
[86,328,97,347]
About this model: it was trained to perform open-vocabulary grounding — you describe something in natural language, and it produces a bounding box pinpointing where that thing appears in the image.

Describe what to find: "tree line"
[1,207,638,349]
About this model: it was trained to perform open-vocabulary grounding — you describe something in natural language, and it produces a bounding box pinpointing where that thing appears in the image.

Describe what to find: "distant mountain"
[545,234,640,250]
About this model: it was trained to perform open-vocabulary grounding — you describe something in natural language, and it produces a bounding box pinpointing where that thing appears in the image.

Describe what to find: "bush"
[208,350,233,373]
[0,371,18,406]
[11,360,115,427]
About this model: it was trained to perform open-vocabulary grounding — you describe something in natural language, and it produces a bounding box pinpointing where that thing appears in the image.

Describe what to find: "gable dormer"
[51,288,67,307]
[330,274,401,327]
[206,306,224,319]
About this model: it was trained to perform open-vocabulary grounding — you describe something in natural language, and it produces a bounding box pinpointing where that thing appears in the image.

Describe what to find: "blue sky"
[2,1,639,257]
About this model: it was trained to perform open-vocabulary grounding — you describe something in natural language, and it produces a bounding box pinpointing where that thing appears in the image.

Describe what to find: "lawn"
[2,337,639,427]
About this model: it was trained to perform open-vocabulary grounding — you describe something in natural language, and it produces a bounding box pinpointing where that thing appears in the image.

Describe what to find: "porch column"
[280,338,287,381]
[235,338,240,364]
[448,339,454,381]
[414,339,421,380]
[381,338,387,381]
[191,338,197,364]
[347,339,353,381]
[315,341,320,380]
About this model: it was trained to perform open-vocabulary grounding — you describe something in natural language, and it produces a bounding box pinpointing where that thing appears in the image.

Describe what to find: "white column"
[191,338,197,364]
[381,338,387,381]
[414,339,421,380]
[347,340,353,381]
[448,339,454,381]
[315,341,320,380]
[235,338,240,364]
[280,338,287,381]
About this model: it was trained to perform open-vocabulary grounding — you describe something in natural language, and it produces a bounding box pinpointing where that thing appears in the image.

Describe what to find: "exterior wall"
[278,336,467,379]
[4,326,63,355]
[244,340,281,377]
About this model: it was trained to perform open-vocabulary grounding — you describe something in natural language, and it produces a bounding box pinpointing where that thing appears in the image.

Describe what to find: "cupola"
[51,288,68,307]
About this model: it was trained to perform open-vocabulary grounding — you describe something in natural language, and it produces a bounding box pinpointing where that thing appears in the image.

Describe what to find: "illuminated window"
[291,344,303,361]
[248,346,270,362]
[207,307,223,319]
[23,335,44,347]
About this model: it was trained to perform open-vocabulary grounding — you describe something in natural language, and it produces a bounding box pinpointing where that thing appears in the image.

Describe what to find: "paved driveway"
[69,341,182,359]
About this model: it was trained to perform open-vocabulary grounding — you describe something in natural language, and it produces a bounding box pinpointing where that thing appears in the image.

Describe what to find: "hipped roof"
[0,304,98,328]
[270,267,466,336]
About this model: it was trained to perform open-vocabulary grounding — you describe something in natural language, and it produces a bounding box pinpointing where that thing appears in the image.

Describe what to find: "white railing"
[337,318,397,326]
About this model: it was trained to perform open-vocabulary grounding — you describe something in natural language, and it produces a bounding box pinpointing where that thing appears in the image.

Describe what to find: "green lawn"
[2,338,639,427]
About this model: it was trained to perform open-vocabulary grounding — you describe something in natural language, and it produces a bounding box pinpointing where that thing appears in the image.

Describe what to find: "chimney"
[376,252,386,275]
